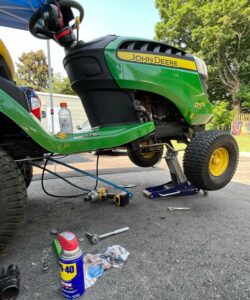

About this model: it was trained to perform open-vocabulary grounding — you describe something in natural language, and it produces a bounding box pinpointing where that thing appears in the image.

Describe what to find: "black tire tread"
[18,162,33,188]
[0,148,27,252]
[183,131,239,190]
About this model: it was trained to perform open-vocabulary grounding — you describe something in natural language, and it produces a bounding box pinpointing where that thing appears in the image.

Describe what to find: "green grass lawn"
[172,135,250,152]
[234,135,250,152]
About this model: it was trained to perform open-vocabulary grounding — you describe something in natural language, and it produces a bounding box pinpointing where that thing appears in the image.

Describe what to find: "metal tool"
[84,188,130,207]
[0,265,20,300]
[86,227,129,244]
[50,229,59,236]
[168,207,191,211]
[118,184,137,188]
[42,261,49,272]
[84,190,99,202]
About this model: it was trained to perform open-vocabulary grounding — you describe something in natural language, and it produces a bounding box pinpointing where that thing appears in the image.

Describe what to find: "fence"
[234,114,250,121]
[231,114,250,135]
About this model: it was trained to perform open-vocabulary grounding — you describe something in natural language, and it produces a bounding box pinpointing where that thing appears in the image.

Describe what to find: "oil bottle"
[57,231,85,299]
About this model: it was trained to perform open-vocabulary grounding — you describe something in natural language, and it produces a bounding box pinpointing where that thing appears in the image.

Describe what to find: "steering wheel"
[29,0,84,40]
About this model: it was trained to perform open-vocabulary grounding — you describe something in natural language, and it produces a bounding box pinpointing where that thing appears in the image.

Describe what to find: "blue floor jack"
[143,146,208,199]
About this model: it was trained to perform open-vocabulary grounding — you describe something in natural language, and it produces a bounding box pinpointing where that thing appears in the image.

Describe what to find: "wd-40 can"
[57,231,85,299]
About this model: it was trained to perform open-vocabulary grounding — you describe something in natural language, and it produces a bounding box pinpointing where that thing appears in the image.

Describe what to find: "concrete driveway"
[1,154,250,300]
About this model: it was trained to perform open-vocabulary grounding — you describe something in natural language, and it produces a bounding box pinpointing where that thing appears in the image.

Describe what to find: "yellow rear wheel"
[209,147,229,177]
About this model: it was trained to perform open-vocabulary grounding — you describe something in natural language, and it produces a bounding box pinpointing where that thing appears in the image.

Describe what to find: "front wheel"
[183,131,239,191]
[127,144,164,167]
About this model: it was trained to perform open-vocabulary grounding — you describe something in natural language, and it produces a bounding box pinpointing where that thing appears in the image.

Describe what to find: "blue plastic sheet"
[0,0,45,30]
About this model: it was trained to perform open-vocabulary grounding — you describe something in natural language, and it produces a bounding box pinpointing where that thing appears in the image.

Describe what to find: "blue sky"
[0,0,160,74]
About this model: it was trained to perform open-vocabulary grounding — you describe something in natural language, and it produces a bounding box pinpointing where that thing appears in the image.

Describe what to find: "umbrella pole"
[47,40,55,134]
[47,40,56,172]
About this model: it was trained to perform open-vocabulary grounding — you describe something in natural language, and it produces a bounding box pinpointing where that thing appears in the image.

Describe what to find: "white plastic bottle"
[58,102,73,133]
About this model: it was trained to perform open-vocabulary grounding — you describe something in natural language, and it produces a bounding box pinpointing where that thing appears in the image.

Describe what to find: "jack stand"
[143,146,207,199]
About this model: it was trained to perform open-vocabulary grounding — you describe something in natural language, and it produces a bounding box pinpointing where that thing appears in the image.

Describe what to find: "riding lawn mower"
[0,0,238,251]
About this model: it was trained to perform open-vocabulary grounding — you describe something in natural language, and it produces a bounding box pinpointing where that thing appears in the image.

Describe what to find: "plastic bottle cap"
[57,231,79,251]
[60,102,67,108]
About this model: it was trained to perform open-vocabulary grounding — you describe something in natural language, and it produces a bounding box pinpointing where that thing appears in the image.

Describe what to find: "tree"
[207,101,234,131]
[155,0,250,113]
[16,50,49,91]
[237,83,250,112]
[51,73,76,95]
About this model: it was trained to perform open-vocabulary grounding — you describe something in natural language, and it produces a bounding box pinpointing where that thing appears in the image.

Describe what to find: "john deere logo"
[130,53,178,67]
[117,51,197,71]
[194,102,205,109]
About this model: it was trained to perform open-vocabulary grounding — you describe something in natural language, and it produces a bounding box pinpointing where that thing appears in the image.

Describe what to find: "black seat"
[0,76,31,112]
[0,55,13,80]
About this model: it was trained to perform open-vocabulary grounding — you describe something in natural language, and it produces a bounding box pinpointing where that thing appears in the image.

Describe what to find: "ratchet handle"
[114,227,130,234]
[100,227,129,239]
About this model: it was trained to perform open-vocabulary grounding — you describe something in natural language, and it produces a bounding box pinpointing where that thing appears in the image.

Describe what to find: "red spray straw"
[57,231,79,251]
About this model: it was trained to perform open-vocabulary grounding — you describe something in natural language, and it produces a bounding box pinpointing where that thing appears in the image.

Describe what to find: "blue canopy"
[0,0,45,30]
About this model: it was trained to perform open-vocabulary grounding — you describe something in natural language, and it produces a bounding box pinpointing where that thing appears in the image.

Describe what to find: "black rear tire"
[127,145,164,167]
[18,162,33,188]
[183,131,239,191]
[0,148,27,252]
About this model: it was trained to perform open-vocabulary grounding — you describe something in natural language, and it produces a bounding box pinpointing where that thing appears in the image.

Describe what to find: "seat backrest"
[0,39,15,80]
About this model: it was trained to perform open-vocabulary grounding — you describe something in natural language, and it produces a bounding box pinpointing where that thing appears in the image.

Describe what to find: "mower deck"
[0,88,155,154]
[43,122,155,154]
